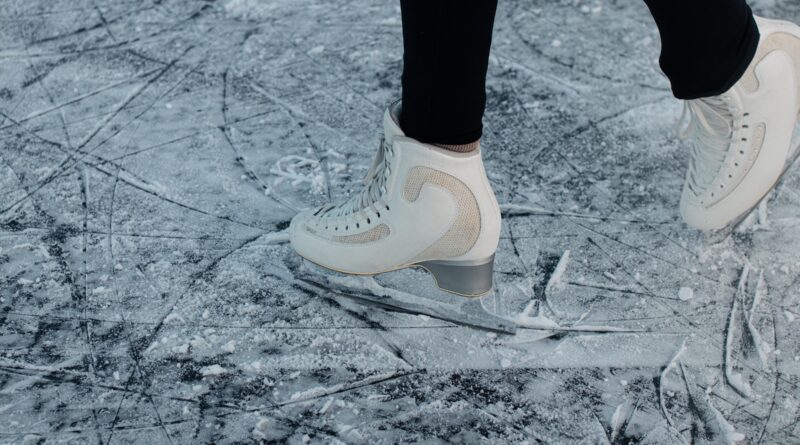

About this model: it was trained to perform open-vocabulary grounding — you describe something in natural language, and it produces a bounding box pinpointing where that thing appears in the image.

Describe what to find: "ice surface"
[1,0,800,443]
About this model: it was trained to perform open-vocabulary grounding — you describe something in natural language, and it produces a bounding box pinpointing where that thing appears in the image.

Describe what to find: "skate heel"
[418,255,495,297]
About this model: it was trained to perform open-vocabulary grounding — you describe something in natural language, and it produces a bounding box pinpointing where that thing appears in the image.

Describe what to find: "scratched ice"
[1,0,800,444]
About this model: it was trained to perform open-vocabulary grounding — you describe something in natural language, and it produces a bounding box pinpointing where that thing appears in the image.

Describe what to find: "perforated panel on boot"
[403,167,481,263]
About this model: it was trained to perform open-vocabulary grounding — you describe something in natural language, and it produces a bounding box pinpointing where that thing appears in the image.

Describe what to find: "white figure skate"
[289,102,515,333]
[680,17,800,232]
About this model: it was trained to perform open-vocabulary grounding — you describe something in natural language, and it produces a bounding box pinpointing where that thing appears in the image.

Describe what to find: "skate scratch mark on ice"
[567,281,681,302]
[724,265,754,399]
[25,52,108,440]
[240,75,335,202]
[584,237,755,360]
[569,170,700,264]
[100,108,284,163]
[78,51,204,156]
[0,80,30,130]
[756,313,780,445]
[501,203,664,225]
[292,55,383,122]
[85,151,270,231]
[0,361,211,408]
[584,238,684,302]
[242,65,372,150]
[658,338,687,427]
[102,234,279,442]
[4,310,456,332]
[0,356,83,394]
[0,85,271,232]
[103,124,166,445]
[279,371,418,406]
[507,196,704,286]
[23,54,76,149]
[610,396,641,443]
[679,363,746,445]
[104,133,200,161]
[291,277,420,367]
[0,4,210,59]
[520,93,701,261]
[0,362,353,440]
[78,168,101,387]
[503,3,669,93]
[291,38,382,116]
[747,271,772,367]
[27,54,103,400]
[84,230,253,242]
[0,68,161,131]
[92,0,117,41]
[575,219,717,283]
[494,51,586,95]
[0,47,192,215]
[220,69,298,212]
[26,4,149,46]
[504,215,535,289]
[80,48,196,151]
[535,249,570,320]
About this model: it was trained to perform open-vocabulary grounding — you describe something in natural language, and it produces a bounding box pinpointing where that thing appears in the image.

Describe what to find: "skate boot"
[680,16,800,231]
[289,102,502,297]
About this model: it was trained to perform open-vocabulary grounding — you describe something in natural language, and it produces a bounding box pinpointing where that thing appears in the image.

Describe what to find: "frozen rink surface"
[2,0,800,443]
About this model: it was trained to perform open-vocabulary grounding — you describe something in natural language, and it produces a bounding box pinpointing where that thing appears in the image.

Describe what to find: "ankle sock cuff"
[434,141,481,153]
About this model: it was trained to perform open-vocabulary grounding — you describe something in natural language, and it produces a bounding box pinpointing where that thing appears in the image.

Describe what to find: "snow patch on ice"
[678,287,694,301]
[200,364,228,376]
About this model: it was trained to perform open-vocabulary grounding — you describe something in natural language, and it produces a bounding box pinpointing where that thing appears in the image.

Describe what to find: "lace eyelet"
[385,205,390,211]
[376,212,381,218]
[367,218,371,224]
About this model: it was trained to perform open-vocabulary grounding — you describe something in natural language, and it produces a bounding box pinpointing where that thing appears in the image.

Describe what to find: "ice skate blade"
[293,250,497,298]
[415,255,495,298]
[294,259,517,334]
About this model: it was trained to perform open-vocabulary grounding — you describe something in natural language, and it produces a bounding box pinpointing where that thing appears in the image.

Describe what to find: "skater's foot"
[289,102,502,296]
[679,16,800,231]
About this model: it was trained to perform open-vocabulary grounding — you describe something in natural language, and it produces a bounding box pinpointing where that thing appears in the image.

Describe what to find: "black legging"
[400,0,760,145]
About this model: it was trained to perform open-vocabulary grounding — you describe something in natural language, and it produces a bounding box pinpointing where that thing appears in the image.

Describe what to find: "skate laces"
[322,137,394,219]
[677,95,740,195]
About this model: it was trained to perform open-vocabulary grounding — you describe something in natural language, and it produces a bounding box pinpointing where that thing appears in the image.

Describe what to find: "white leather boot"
[289,102,502,296]
[680,17,800,230]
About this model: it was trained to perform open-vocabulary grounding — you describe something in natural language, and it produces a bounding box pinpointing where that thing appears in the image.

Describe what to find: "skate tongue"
[363,138,386,184]
[324,138,393,218]
[680,96,737,194]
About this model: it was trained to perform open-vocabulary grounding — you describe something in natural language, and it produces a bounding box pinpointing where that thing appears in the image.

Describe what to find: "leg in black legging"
[644,0,760,99]
[398,0,758,143]
[399,0,498,146]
